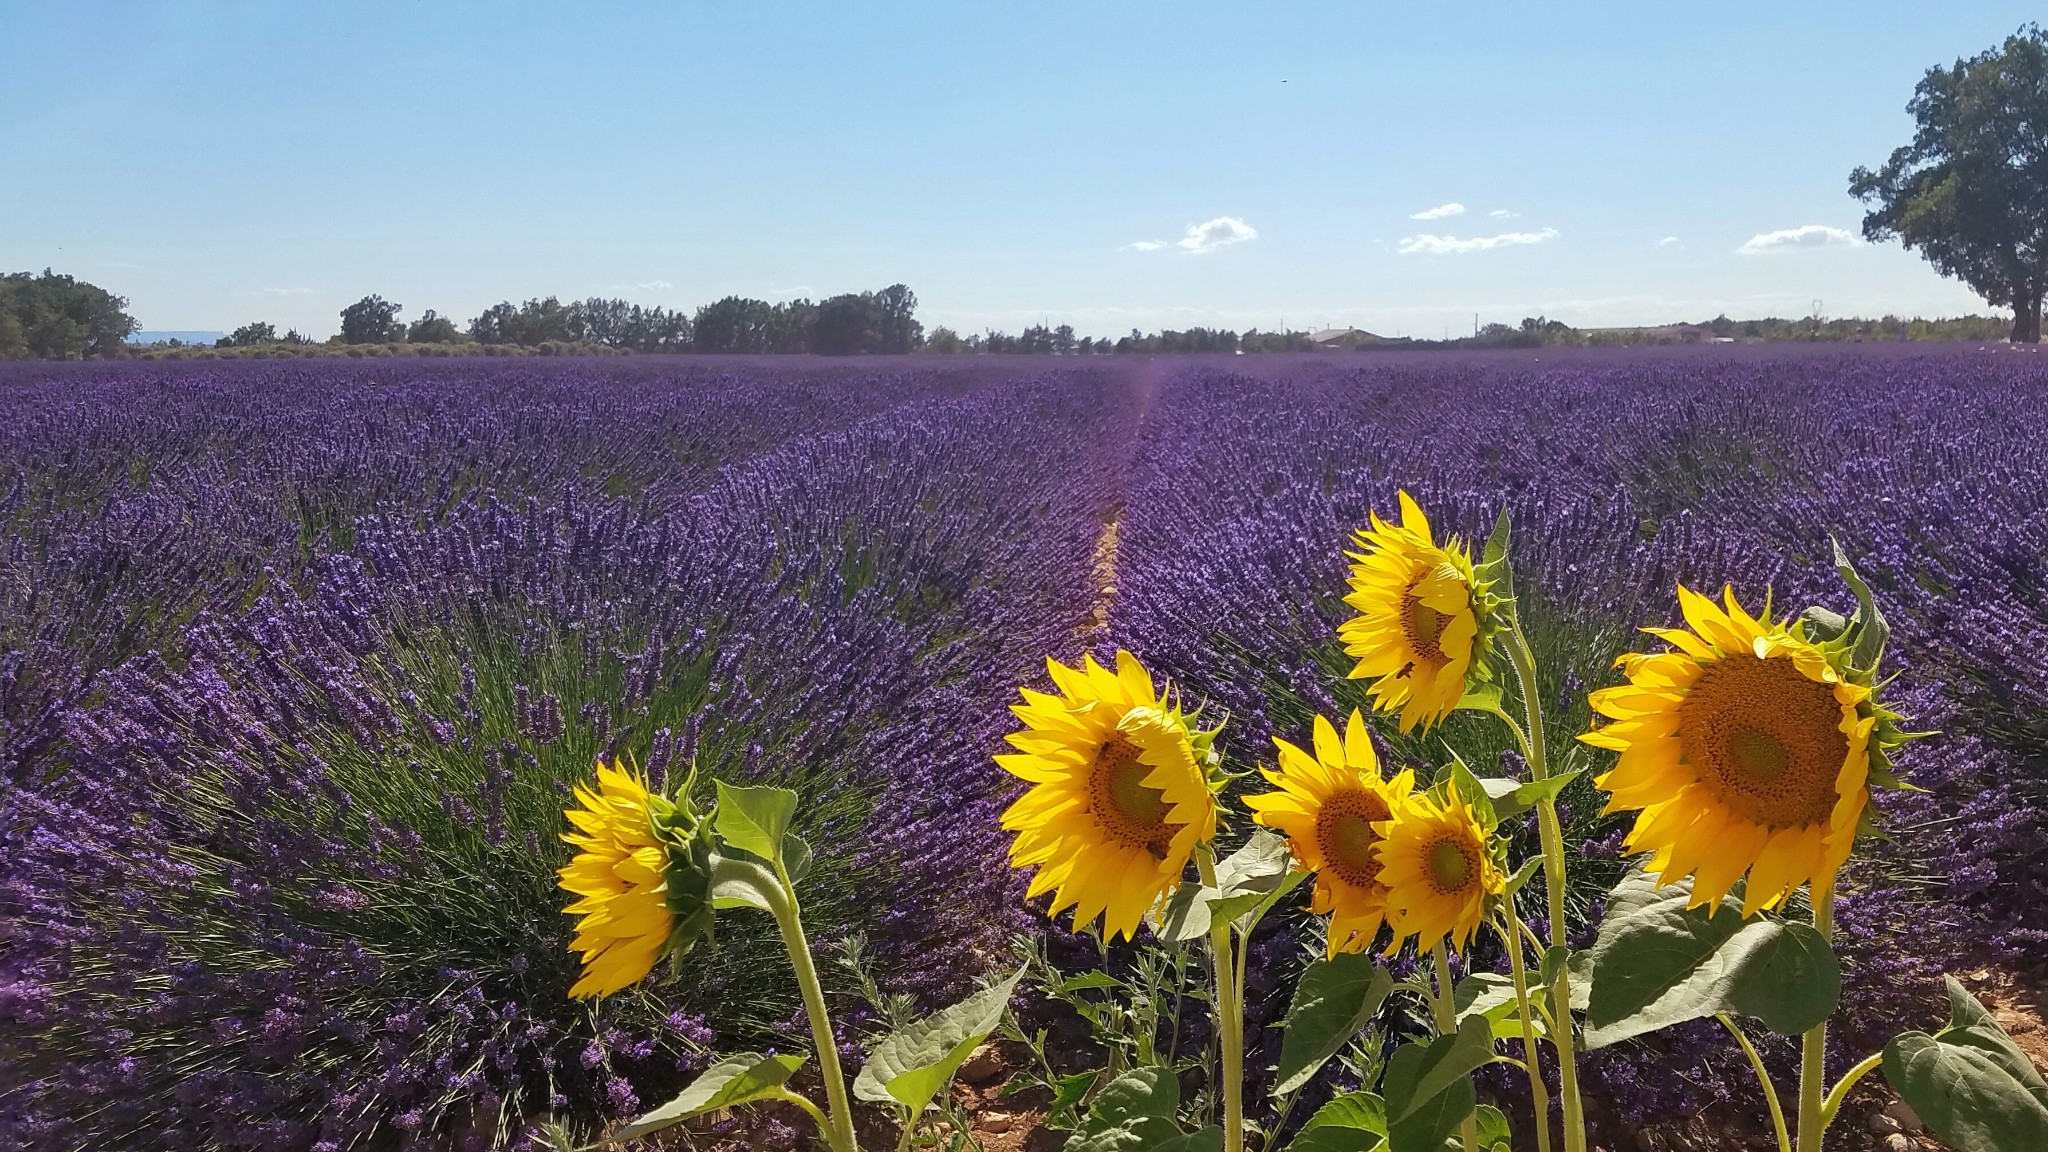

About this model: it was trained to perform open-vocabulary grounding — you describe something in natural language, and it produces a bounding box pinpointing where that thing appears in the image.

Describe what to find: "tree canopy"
[0,270,137,359]
[1850,24,2048,342]
[339,295,405,344]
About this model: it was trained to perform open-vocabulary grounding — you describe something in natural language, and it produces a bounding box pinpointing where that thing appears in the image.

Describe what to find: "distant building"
[1580,323,1716,345]
[1310,327,1394,349]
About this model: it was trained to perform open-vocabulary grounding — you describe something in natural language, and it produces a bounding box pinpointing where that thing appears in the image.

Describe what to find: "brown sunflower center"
[1314,788,1393,890]
[1425,834,1477,895]
[1401,596,1451,663]
[1089,734,1175,859]
[1678,652,1848,829]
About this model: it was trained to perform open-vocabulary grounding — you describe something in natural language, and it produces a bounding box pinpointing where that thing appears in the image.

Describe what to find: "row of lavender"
[1105,349,2048,1136]
[1,360,1132,1150]
[0,358,1025,789]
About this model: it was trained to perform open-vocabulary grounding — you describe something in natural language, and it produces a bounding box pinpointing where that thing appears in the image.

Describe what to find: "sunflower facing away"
[558,761,714,999]
[1580,585,1882,917]
[1376,787,1504,954]
[997,650,1220,942]
[1338,491,1497,734]
[1245,710,1416,956]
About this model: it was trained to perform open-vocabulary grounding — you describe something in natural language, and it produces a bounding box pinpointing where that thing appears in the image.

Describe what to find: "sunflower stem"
[1795,888,1836,1152]
[1718,1014,1792,1152]
[770,1089,838,1146]
[768,863,861,1152]
[1501,623,1589,1152]
[1196,848,1245,1152]
[1429,938,1481,1152]
[1502,914,1555,1152]
[1819,1051,1884,1133]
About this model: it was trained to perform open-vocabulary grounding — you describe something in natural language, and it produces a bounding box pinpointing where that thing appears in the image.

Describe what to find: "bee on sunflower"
[995,650,1223,942]
[1339,491,1509,733]
[1580,574,1915,918]
[557,761,717,999]
[1245,709,1416,957]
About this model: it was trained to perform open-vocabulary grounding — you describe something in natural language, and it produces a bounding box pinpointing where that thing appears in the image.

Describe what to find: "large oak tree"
[1851,25,2048,342]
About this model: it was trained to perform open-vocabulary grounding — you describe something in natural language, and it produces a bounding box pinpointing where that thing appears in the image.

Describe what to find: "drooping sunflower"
[997,650,1221,942]
[1338,491,1499,734]
[1245,710,1416,956]
[1375,788,1504,954]
[1579,584,1889,917]
[558,761,715,999]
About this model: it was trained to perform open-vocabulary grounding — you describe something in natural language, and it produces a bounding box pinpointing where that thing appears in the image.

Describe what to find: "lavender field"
[4,349,2045,1151]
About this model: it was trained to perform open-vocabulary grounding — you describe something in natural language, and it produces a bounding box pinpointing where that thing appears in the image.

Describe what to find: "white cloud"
[1410,202,1466,220]
[1488,209,1516,219]
[1128,216,1260,255]
[1397,227,1559,255]
[1737,225,1859,255]
[1178,216,1258,253]
[1658,236,1680,247]
[636,279,673,292]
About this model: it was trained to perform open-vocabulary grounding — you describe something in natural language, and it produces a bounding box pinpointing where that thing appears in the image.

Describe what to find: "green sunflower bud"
[647,772,719,960]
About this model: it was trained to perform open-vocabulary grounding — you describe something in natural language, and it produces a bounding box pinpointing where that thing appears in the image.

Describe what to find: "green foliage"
[218,321,278,347]
[1580,869,1840,1048]
[811,284,923,355]
[852,966,1025,1114]
[1884,976,2048,1152]
[339,294,405,343]
[1850,23,2048,341]
[713,781,800,864]
[0,268,137,358]
[1380,1023,1484,1152]
[1273,952,1395,1096]
[406,309,464,343]
[1065,1067,1208,1152]
[616,1052,807,1138]
[1291,1091,1389,1152]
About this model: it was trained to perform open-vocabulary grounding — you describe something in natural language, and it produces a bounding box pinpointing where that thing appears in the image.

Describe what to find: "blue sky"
[1,2,2033,338]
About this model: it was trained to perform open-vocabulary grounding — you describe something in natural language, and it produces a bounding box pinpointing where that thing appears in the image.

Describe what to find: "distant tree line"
[1418,312,2017,350]
[240,284,925,355]
[0,270,137,360]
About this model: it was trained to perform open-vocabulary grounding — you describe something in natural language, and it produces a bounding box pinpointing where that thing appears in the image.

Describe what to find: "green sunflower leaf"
[1581,868,1839,1048]
[1883,975,2048,1152]
[1152,877,1217,944]
[1298,1090,1388,1137]
[1152,1129,1225,1152]
[712,780,799,866]
[1829,537,1890,674]
[1479,505,1515,599]
[617,1052,806,1138]
[1274,952,1395,1096]
[1381,1026,1483,1152]
[1489,770,1584,823]
[1473,1104,1515,1151]
[1066,1066,1184,1152]
[1389,1014,1494,1124]
[1443,755,1498,830]
[853,966,1025,1115]
[1215,830,1294,896]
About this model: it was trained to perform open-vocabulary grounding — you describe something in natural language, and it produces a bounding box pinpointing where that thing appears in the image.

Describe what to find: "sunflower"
[1375,788,1503,954]
[1245,710,1416,956]
[558,761,714,999]
[997,651,1220,942]
[1580,585,1882,917]
[1338,491,1497,734]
